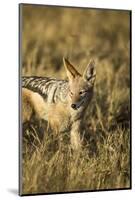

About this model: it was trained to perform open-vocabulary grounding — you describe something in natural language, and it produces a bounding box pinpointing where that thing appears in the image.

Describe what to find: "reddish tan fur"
[22,88,46,123]
[22,88,70,133]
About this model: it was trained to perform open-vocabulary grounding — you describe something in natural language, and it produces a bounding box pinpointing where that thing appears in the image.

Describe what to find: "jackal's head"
[63,58,96,110]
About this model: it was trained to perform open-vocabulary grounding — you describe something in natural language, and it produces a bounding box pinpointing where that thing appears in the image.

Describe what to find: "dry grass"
[20,4,131,194]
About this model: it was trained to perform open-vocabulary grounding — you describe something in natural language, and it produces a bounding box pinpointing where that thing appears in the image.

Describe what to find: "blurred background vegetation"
[21,4,131,195]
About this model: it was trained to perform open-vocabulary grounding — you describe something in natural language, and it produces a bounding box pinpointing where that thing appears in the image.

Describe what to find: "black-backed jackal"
[22,58,96,150]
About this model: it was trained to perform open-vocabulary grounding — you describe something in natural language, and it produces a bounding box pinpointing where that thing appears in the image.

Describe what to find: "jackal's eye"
[70,91,73,96]
[79,90,85,95]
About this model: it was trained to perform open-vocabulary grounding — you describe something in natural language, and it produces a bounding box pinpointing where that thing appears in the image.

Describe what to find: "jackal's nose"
[71,104,77,109]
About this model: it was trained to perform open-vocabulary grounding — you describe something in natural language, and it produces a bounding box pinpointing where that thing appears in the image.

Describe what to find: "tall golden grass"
[21,4,131,194]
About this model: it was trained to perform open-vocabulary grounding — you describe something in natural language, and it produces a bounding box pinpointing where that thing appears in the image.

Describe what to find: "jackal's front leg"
[70,120,82,151]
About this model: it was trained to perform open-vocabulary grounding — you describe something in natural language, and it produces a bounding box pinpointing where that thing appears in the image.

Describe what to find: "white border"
[0,0,134,199]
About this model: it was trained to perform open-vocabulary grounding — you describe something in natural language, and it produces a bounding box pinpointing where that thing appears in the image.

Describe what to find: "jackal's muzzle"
[71,100,84,110]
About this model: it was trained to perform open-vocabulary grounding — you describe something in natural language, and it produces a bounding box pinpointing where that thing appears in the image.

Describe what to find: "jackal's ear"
[63,58,81,80]
[83,59,96,85]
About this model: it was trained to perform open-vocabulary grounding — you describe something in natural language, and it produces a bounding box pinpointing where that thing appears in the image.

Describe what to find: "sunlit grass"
[21,4,131,194]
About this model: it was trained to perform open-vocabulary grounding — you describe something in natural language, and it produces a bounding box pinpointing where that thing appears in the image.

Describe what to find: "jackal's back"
[22,76,69,103]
